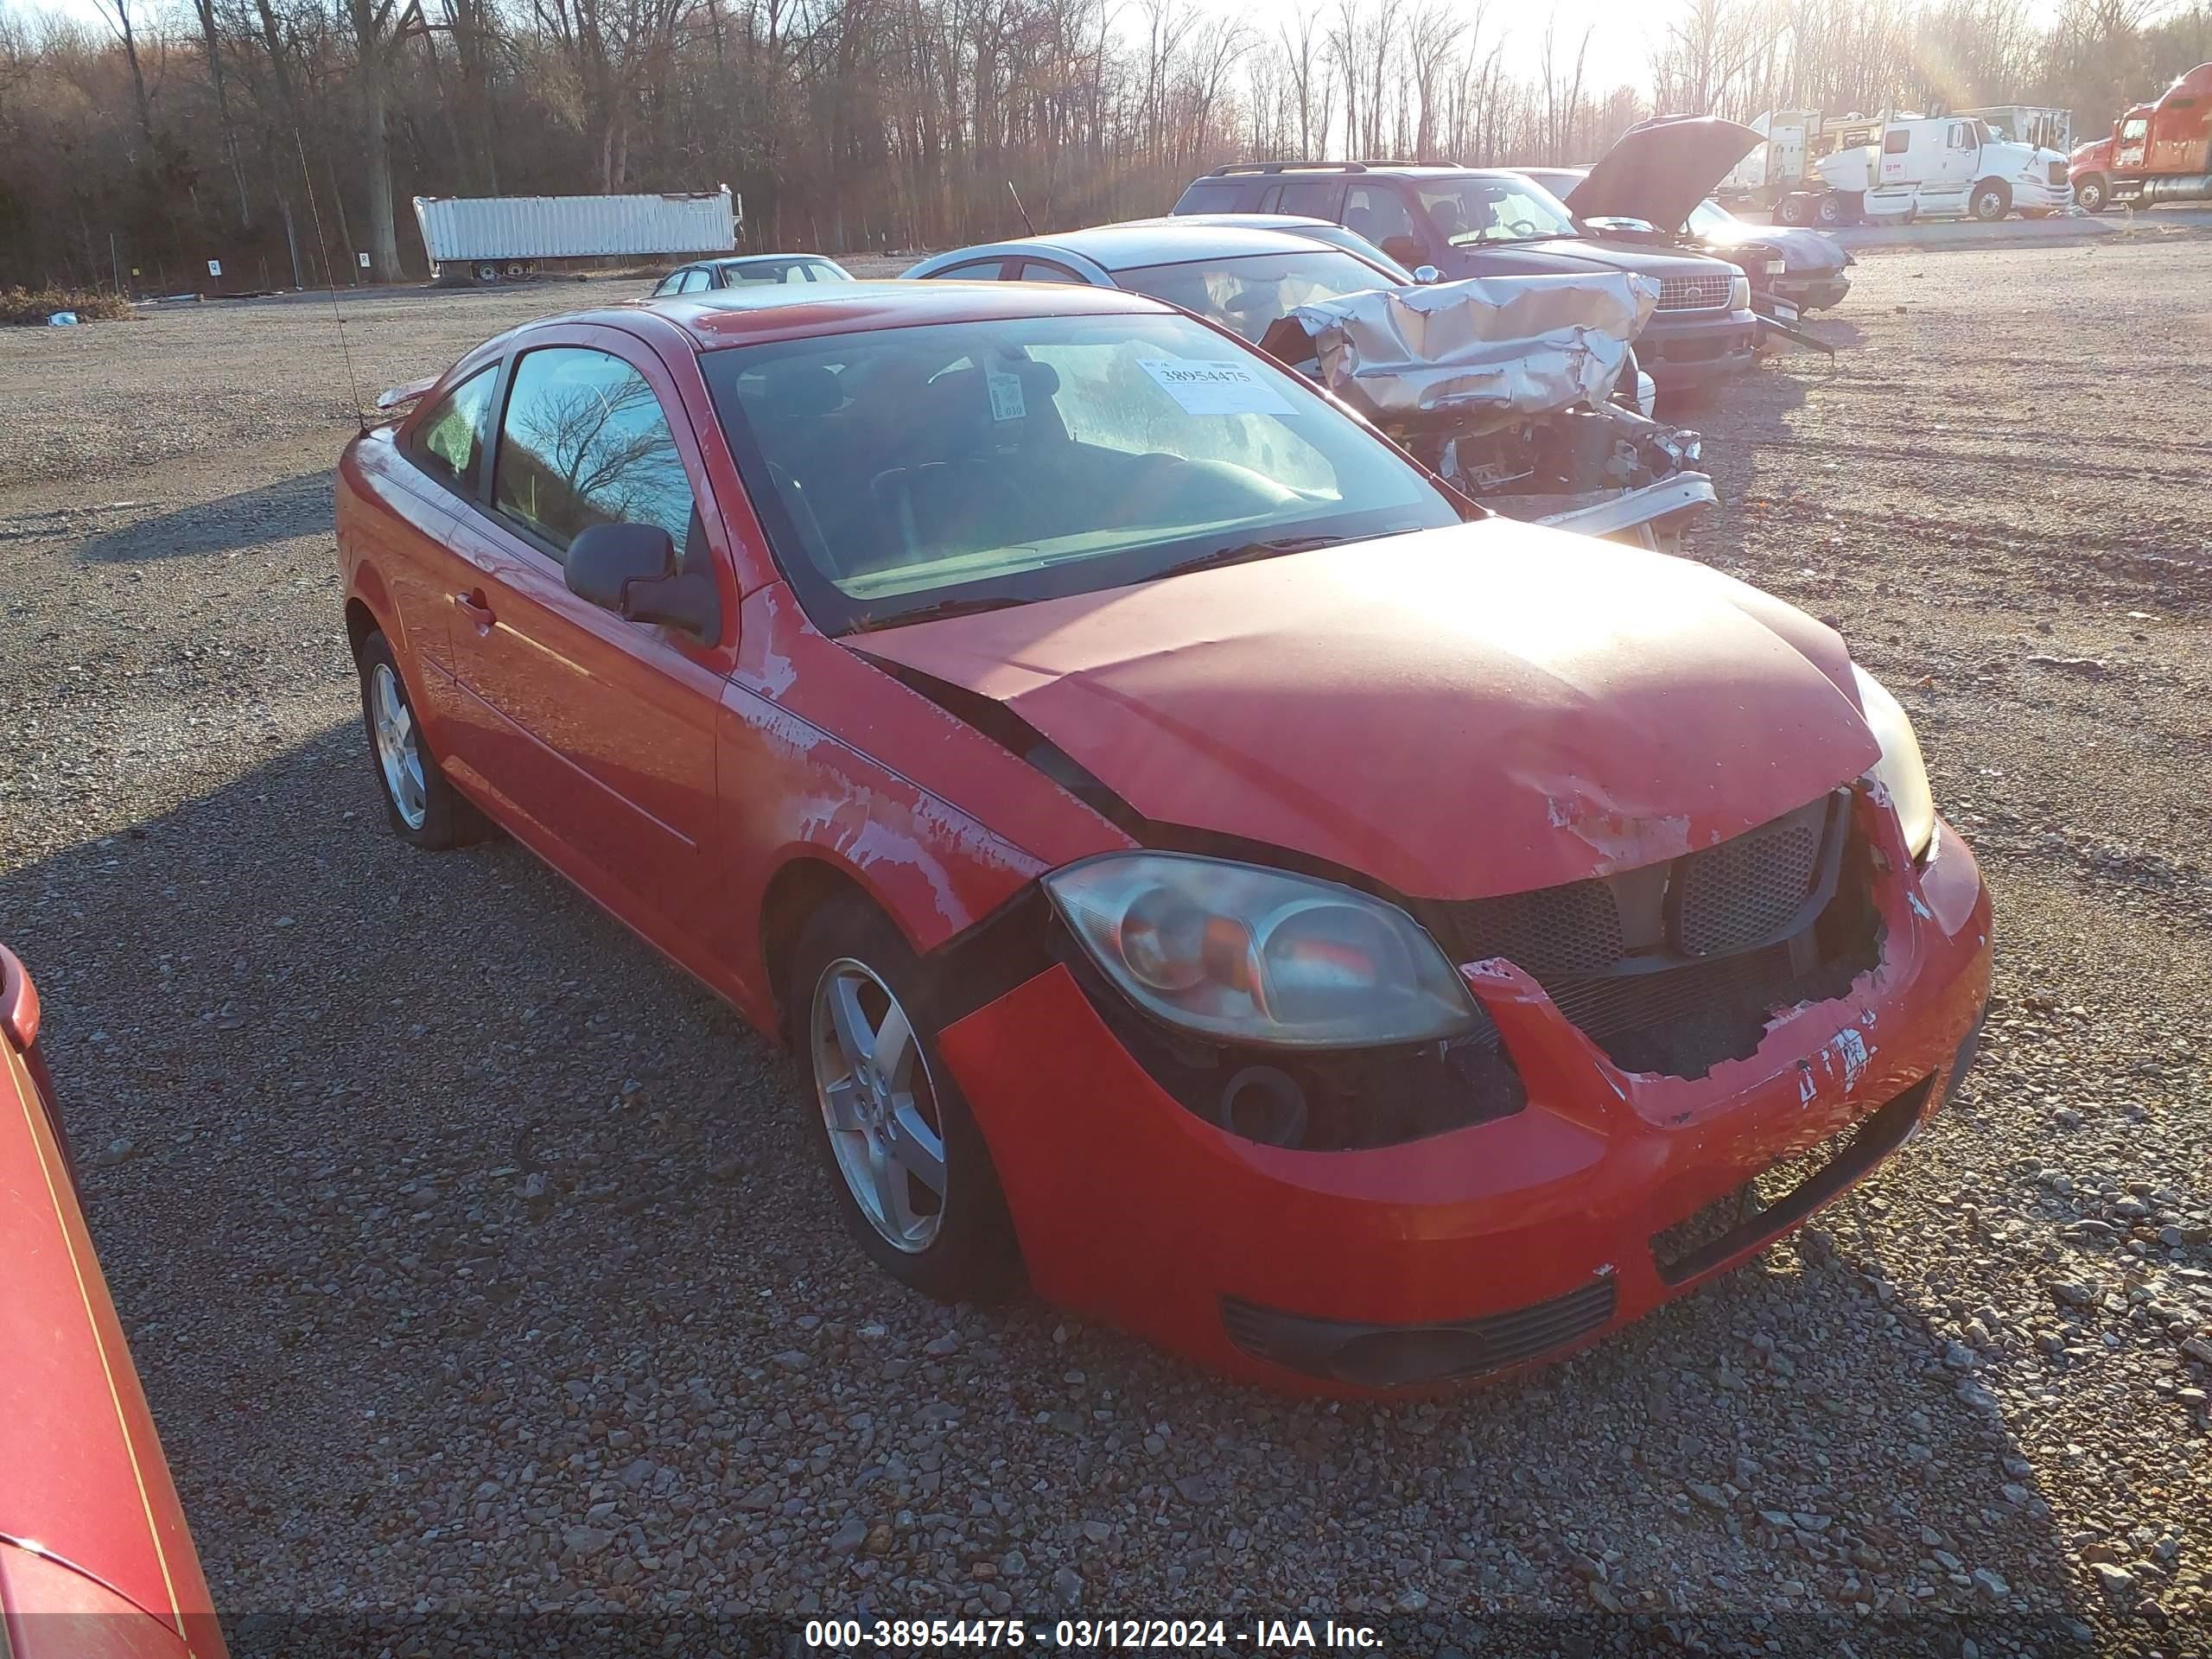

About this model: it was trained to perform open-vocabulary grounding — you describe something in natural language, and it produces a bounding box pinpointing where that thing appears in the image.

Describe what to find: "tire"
[2075,175,2107,213]
[1777,194,1813,227]
[1971,181,2010,221]
[475,261,499,283]
[1815,193,1845,226]
[790,893,1021,1303]
[354,630,486,849]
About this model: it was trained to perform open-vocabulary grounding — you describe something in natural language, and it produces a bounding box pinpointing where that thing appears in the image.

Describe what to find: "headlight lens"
[1851,665,1937,857]
[1043,853,1479,1048]
[1729,272,1751,310]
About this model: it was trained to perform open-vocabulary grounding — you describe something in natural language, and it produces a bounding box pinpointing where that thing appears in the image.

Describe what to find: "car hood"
[1695,219,1848,273]
[852,522,1880,900]
[1568,118,1764,229]
[1438,237,1725,283]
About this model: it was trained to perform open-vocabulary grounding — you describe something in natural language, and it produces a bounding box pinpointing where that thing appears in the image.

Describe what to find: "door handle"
[454,589,496,629]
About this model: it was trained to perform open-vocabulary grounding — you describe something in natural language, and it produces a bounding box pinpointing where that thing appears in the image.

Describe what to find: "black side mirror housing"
[566,522,721,642]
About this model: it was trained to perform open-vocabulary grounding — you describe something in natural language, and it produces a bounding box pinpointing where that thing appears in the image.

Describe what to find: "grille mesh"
[1221,1276,1618,1383]
[1657,273,1732,311]
[2050,162,2069,186]
[1435,879,1621,976]
[1675,819,1821,957]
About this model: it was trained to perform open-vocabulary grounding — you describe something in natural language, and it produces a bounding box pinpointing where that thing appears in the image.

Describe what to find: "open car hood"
[1568,116,1764,231]
[852,523,1879,900]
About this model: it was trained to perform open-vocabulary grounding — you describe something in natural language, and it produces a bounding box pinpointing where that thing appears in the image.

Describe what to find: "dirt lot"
[3,237,2209,1656]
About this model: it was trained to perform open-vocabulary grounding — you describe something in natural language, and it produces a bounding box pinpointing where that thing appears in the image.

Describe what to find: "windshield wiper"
[1154,533,1351,579]
[842,593,1027,633]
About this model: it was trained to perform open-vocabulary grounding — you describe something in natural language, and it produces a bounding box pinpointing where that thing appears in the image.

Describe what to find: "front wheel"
[2075,175,2107,213]
[791,895,1021,1302]
[1971,181,2010,221]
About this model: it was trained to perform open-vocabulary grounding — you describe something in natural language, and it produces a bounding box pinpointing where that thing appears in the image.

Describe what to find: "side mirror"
[566,522,721,642]
[1412,264,1442,285]
[1379,234,1424,267]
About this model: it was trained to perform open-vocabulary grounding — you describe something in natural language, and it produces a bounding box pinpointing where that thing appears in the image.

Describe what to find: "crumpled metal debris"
[1292,272,1660,429]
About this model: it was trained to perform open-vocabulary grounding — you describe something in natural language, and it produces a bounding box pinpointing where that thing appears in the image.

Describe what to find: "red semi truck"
[2068,62,2212,212]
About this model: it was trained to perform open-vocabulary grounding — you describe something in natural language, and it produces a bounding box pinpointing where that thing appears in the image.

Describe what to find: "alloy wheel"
[370,661,428,830]
[810,958,948,1252]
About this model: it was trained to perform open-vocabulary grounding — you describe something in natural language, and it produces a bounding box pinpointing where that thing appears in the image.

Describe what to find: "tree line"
[1,0,2206,291]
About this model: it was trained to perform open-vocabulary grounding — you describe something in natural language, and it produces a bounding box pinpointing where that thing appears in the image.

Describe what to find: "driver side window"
[492,347,696,562]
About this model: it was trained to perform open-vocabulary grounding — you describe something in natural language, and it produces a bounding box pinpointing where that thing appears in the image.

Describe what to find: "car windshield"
[702,311,1462,634]
[1419,179,1579,245]
[1686,199,1738,234]
[1110,250,1395,342]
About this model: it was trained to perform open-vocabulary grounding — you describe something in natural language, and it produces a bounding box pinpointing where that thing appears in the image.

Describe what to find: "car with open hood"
[1,944,229,1659]
[335,279,1991,1394]
[1171,161,1758,390]
[1517,116,1853,316]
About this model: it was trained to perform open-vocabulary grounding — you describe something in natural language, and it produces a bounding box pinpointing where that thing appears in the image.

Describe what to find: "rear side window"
[926,259,1008,280]
[411,365,497,494]
[1343,184,1417,245]
[1173,179,1243,213]
[678,268,712,293]
[1270,179,1347,218]
[493,347,696,559]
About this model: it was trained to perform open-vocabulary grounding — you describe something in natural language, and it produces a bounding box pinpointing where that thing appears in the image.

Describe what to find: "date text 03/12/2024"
[804,1617,1385,1650]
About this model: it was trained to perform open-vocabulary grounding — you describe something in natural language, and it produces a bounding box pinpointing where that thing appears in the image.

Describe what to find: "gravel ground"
[3,238,2209,1657]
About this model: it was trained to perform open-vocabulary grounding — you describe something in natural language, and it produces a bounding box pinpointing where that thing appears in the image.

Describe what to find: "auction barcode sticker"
[1136,358,1296,416]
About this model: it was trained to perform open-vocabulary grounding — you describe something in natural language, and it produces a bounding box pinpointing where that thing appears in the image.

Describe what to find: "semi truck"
[2066,63,2212,213]
[1719,110,2072,223]
[412,187,740,284]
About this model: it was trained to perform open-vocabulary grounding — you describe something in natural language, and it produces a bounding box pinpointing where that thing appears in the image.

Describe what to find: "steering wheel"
[1504,217,1540,238]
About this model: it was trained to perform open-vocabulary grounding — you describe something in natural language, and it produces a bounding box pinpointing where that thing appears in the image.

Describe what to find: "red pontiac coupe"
[1,944,229,1656]
[334,281,1990,1393]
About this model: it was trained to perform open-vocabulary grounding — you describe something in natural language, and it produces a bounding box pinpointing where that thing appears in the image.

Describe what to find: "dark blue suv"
[1173,162,1757,390]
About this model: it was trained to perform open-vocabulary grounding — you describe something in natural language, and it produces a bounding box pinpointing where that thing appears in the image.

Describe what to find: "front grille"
[1420,791,1875,1079]
[1649,1077,1932,1283]
[1222,1275,1618,1387]
[1657,273,1732,311]
[1675,815,1821,957]
[2050,161,2069,186]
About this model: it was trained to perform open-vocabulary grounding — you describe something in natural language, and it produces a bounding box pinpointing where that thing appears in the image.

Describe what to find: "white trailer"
[413,187,740,284]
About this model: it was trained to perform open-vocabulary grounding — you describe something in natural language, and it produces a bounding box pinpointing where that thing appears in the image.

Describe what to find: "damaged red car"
[335,280,1991,1394]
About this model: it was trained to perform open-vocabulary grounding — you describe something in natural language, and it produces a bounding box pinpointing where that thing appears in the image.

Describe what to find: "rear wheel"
[354,631,486,849]
[1971,181,2010,221]
[1777,194,1814,227]
[1814,193,1847,226]
[790,895,1020,1302]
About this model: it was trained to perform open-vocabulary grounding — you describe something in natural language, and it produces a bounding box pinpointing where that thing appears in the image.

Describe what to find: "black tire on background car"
[789,893,1021,1303]
[354,630,486,849]
[1971,181,2011,221]
[2075,174,2107,213]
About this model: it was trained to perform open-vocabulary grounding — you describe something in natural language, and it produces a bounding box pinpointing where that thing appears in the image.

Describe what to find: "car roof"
[615,278,1179,350]
[1205,162,1533,182]
[933,221,1358,271]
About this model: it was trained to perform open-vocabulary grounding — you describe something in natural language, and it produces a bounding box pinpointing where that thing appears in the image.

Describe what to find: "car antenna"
[1007,180,1037,237]
[296,132,370,433]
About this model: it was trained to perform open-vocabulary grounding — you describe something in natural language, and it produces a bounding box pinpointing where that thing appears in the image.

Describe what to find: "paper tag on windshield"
[1136,358,1296,416]
[986,369,1027,422]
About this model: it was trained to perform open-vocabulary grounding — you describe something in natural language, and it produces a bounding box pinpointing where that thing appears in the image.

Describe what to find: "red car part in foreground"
[1,944,228,1657]
[336,280,1990,1395]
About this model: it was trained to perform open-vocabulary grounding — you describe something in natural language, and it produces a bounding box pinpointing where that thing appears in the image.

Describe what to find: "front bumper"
[1637,308,1759,385]
[2011,178,2076,213]
[1772,270,1850,311]
[939,808,1991,1395]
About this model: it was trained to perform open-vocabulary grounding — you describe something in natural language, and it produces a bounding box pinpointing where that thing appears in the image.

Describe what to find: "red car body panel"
[0,947,226,1657]
[851,529,1882,899]
[336,283,1993,1390]
[940,803,1989,1390]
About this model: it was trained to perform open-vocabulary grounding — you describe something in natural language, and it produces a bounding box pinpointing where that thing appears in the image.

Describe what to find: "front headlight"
[1851,665,1937,858]
[1729,272,1751,310]
[1043,852,1478,1048]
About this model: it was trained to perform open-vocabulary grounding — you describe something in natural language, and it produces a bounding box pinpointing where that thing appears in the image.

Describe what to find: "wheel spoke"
[867,1137,919,1236]
[885,1099,946,1197]
[873,1000,916,1092]
[827,977,874,1068]
[821,1074,866,1133]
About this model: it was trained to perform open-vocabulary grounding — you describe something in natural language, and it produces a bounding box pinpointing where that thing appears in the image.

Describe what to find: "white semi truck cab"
[1814,117,2074,222]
